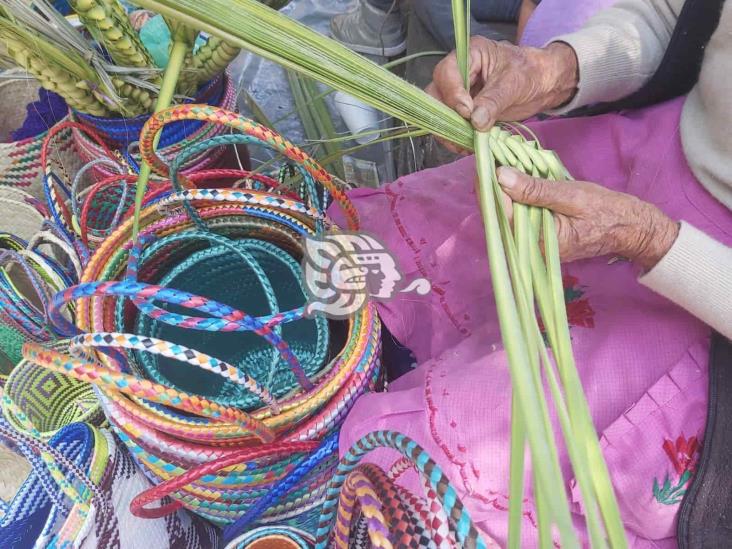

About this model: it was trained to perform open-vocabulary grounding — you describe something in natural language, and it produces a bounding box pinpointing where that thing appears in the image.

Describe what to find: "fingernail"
[456,100,471,119]
[472,107,491,130]
[497,167,519,188]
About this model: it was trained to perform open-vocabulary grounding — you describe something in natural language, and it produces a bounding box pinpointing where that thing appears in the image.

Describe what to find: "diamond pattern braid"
[70,332,280,413]
[358,464,422,547]
[315,431,488,549]
[21,342,275,444]
[47,276,314,393]
[138,105,359,230]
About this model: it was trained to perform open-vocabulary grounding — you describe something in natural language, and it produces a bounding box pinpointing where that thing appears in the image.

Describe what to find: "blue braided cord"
[43,171,74,242]
[50,279,306,337]
[123,150,141,174]
[223,431,339,542]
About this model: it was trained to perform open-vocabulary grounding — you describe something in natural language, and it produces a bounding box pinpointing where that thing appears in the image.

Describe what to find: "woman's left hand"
[496,167,680,270]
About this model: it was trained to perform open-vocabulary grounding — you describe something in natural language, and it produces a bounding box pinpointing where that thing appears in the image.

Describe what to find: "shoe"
[330,1,407,57]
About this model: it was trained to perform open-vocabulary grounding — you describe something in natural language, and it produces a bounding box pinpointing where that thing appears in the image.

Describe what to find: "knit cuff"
[544,26,651,115]
[640,222,732,338]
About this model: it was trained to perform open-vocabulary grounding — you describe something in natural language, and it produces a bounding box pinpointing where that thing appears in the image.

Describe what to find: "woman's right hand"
[426,36,579,132]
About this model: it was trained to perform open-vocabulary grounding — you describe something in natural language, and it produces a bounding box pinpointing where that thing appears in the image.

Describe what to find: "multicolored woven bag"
[2,341,104,440]
[0,420,220,548]
[70,73,237,179]
[0,72,78,200]
[22,105,382,534]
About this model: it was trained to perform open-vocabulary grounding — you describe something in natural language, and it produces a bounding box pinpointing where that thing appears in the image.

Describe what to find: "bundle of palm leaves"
[0,0,244,116]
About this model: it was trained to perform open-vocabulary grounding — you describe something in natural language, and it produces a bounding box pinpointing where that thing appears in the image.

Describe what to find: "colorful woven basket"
[0,72,78,200]
[70,73,237,179]
[2,341,104,440]
[0,420,220,548]
[225,526,316,549]
[22,106,381,533]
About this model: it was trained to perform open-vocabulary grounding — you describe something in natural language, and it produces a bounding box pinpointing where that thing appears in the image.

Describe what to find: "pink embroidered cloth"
[329,97,732,546]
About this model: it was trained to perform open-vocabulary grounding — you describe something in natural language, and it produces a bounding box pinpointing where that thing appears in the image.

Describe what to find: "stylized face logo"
[302,232,428,319]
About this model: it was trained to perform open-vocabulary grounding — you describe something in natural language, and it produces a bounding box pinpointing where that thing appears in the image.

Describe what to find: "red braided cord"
[130,441,318,518]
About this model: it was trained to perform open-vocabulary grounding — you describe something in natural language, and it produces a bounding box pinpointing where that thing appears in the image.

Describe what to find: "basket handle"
[71,158,127,231]
[70,332,281,414]
[48,279,315,393]
[129,440,319,519]
[222,431,339,543]
[22,342,276,444]
[0,417,109,515]
[337,469,392,549]
[41,122,116,241]
[27,230,83,282]
[138,105,360,230]
[166,133,326,233]
[315,431,488,549]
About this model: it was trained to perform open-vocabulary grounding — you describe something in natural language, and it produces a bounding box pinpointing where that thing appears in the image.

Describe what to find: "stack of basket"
[21,105,382,539]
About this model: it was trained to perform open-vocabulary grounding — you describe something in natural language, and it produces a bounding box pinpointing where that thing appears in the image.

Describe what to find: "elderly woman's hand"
[427,37,579,132]
[496,167,680,270]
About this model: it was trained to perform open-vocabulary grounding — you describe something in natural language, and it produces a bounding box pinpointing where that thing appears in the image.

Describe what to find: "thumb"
[497,167,580,215]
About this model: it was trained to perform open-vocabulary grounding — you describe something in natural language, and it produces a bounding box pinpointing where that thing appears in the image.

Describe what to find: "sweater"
[550,0,732,338]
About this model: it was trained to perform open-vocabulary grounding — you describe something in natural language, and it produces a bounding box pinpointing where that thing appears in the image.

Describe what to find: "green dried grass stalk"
[132,22,197,238]
[287,71,345,184]
[133,0,474,150]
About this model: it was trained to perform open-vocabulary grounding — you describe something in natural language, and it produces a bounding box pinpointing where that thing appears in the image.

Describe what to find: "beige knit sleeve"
[639,222,732,339]
[545,0,684,114]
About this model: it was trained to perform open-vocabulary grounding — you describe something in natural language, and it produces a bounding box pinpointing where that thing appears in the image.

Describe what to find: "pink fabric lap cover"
[520,0,618,47]
[329,97,732,547]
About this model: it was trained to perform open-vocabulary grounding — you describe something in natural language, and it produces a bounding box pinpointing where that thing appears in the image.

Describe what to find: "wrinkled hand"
[427,37,579,134]
[496,167,680,270]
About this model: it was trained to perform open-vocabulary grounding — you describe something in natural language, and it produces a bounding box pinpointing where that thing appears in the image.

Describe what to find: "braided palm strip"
[337,470,392,549]
[486,125,563,176]
[360,464,426,546]
[21,342,276,443]
[138,104,359,229]
[70,332,280,411]
[316,431,487,549]
[224,526,315,549]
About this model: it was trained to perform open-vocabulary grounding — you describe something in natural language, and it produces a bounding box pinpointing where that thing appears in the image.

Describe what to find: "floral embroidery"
[653,435,701,505]
[540,274,595,340]
[563,275,595,329]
